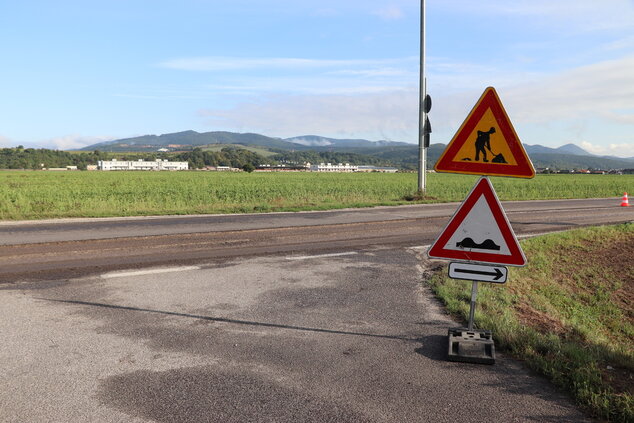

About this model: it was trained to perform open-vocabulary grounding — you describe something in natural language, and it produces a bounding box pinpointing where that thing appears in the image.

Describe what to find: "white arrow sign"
[448,262,508,284]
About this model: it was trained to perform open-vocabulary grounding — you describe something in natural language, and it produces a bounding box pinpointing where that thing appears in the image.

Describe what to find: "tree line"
[0,146,274,171]
[171,147,274,170]
[269,150,393,167]
[0,146,399,171]
[0,147,109,170]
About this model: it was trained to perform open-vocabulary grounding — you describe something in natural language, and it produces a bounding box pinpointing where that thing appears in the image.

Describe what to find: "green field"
[428,224,634,422]
[0,171,631,220]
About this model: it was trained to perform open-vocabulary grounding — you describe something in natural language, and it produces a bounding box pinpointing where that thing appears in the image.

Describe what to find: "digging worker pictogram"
[435,86,534,177]
[475,127,496,162]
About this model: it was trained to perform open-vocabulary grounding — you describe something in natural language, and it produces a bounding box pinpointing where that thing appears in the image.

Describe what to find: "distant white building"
[309,163,358,172]
[356,166,398,173]
[45,165,78,171]
[97,159,188,171]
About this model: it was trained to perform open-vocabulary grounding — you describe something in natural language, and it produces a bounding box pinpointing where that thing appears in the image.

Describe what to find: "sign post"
[429,87,533,365]
[467,281,478,332]
[417,0,428,193]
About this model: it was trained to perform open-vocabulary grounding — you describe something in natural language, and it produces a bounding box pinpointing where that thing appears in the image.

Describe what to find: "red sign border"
[434,87,535,178]
[428,177,526,266]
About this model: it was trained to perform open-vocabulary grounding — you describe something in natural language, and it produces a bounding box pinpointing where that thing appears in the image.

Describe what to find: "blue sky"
[1,0,633,156]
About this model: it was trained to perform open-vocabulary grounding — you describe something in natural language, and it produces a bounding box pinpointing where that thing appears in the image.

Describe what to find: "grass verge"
[427,224,634,422]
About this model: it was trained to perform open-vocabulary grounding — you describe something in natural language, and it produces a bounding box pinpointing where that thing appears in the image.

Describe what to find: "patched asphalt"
[0,247,591,422]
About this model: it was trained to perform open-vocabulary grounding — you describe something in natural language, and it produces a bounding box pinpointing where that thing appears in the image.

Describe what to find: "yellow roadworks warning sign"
[434,87,535,178]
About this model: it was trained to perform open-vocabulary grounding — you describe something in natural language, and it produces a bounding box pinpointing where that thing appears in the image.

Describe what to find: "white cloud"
[313,8,340,17]
[205,77,412,96]
[502,55,634,124]
[373,6,404,20]
[200,89,418,141]
[194,52,634,155]
[42,135,116,150]
[427,58,539,96]
[188,57,418,96]
[600,110,634,125]
[421,54,634,155]
[581,141,634,157]
[438,0,634,32]
[0,135,12,147]
[327,68,411,77]
[159,57,411,72]
[603,35,634,51]
[283,1,417,18]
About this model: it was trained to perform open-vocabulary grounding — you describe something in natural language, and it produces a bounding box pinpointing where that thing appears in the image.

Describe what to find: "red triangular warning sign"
[428,177,526,266]
[435,87,535,178]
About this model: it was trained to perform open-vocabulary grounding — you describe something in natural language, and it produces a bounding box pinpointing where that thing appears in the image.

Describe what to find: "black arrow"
[454,267,504,280]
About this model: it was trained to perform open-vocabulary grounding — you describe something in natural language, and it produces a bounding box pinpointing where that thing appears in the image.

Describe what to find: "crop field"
[0,170,632,220]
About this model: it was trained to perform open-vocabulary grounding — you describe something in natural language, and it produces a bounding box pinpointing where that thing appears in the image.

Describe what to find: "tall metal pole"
[417,0,427,193]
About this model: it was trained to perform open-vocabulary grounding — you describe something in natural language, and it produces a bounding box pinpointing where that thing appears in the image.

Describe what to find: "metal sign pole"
[417,0,426,193]
[448,279,493,364]
[467,281,478,331]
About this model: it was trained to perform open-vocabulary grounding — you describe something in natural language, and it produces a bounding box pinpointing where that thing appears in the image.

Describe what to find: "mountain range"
[79,130,634,170]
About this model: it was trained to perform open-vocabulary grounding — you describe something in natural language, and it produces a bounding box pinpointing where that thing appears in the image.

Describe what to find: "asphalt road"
[0,198,631,422]
[0,197,629,245]
[1,246,593,422]
[0,197,630,282]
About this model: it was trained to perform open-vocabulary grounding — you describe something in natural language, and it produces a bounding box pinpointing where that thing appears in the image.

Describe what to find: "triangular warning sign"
[428,177,526,266]
[435,87,535,178]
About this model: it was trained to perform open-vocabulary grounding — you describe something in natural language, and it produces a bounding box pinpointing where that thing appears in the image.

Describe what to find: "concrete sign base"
[447,327,495,365]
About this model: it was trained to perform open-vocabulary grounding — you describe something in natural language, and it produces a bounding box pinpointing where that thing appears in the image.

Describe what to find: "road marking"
[286,252,357,260]
[410,245,431,252]
[101,266,201,279]
[517,230,566,239]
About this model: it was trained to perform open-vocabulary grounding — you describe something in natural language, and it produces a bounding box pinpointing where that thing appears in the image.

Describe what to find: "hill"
[79,130,634,171]
[79,131,299,152]
[528,153,634,171]
[284,135,410,148]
